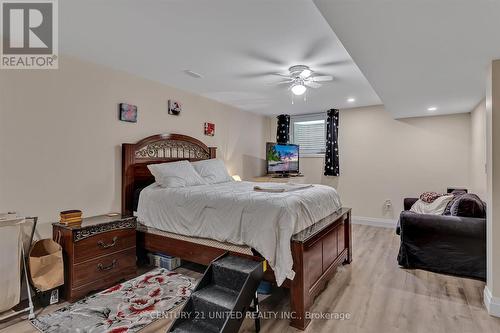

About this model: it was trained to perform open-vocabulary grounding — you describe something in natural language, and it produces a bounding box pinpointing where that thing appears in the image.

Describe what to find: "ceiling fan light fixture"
[300,69,312,78]
[291,84,307,96]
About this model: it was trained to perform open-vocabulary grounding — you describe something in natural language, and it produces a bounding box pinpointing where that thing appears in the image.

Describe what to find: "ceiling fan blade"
[235,71,281,79]
[265,80,293,86]
[311,75,333,82]
[302,36,330,61]
[272,73,292,78]
[317,59,352,67]
[304,81,321,88]
[244,50,285,66]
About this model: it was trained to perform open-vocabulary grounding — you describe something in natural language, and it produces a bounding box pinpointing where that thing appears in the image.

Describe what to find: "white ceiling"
[314,0,500,118]
[60,0,380,116]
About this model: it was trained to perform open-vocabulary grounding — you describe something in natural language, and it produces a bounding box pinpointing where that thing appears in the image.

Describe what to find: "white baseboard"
[351,216,397,229]
[484,286,500,317]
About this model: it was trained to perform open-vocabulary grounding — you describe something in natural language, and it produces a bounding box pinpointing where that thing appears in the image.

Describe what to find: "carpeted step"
[170,319,218,333]
[212,256,261,292]
[193,284,238,310]
[191,285,239,329]
[168,254,264,333]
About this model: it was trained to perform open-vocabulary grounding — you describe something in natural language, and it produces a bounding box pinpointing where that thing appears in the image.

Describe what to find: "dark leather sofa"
[397,197,486,280]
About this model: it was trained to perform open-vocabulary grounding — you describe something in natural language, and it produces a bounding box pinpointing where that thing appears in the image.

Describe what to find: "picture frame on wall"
[168,100,182,115]
[204,122,215,136]
[119,103,138,123]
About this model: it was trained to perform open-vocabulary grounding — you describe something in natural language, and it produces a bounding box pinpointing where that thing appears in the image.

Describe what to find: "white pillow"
[147,160,207,188]
[191,159,233,184]
[410,195,454,215]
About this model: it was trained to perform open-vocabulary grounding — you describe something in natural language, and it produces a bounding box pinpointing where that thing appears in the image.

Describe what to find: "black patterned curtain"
[324,109,340,176]
[276,114,290,144]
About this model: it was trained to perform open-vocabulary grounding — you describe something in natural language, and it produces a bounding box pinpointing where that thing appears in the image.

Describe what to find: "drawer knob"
[97,259,117,271]
[97,236,118,249]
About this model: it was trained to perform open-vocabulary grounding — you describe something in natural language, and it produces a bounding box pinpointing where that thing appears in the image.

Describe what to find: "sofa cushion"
[450,193,486,218]
[443,190,468,215]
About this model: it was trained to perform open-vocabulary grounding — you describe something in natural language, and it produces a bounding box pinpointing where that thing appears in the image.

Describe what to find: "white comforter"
[137,181,341,285]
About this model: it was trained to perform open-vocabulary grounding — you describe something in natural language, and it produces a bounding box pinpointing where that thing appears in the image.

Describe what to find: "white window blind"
[290,114,326,155]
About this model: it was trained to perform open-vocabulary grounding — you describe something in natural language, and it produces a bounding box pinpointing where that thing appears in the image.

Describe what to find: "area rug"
[31,268,196,333]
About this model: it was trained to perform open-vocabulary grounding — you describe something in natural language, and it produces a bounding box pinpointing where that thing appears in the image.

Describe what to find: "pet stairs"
[169,253,265,333]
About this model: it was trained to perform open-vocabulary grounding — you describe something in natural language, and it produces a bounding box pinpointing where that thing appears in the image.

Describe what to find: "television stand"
[272,174,290,178]
[273,173,303,178]
[253,174,305,183]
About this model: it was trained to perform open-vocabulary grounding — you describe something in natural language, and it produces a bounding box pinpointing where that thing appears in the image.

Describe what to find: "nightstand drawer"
[72,248,136,288]
[70,267,137,301]
[74,229,135,263]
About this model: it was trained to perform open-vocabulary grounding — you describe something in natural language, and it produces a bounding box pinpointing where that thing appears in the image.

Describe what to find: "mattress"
[137,181,342,286]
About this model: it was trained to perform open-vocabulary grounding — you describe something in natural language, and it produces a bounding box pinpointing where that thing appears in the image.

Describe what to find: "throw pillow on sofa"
[449,193,486,218]
[410,195,454,215]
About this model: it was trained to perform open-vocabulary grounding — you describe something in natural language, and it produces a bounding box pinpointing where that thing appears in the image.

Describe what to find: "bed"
[122,133,352,330]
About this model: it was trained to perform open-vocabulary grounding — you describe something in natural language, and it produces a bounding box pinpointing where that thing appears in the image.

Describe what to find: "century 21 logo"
[1,0,57,69]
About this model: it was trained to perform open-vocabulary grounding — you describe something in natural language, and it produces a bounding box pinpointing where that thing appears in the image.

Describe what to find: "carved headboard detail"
[135,140,210,160]
[122,134,216,215]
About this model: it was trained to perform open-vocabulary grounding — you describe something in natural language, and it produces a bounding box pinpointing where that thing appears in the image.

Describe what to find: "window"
[290,113,326,156]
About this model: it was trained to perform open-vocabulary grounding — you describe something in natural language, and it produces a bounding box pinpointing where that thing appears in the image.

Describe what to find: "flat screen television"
[266,142,300,175]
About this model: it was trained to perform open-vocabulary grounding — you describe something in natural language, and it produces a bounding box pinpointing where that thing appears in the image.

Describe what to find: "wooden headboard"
[121,133,216,215]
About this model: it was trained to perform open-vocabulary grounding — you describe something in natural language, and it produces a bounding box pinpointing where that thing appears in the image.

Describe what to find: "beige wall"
[271,105,471,219]
[0,56,270,237]
[470,100,487,199]
[0,55,480,237]
[486,59,500,302]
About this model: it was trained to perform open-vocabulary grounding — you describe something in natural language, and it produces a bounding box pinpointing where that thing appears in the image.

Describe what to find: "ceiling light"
[183,69,203,79]
[427,106,437,111]
[347,97,356,103]
[291,84,307,96]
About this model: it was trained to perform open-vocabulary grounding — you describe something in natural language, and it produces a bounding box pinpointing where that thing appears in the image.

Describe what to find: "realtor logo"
[1,0,58,69]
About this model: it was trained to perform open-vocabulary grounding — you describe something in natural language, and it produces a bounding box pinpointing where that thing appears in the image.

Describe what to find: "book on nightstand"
[59,210,83,225]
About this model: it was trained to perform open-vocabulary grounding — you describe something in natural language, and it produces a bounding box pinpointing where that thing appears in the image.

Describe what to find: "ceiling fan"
[272,65,333,96]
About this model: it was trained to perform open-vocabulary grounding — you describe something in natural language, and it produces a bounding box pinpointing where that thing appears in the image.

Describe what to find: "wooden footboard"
[288,208,351,330]
[136,208,351,331]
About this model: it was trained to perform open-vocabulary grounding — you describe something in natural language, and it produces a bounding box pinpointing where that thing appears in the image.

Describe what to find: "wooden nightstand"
[52,214,137,302]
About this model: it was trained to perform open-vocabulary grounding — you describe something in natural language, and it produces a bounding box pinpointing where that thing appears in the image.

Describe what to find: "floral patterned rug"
[31,268,196,333]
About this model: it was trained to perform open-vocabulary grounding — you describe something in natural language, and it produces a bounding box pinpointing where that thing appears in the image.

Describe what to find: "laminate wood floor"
[2,225,499,333]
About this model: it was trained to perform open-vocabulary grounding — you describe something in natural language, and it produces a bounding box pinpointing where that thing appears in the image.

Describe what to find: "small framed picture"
[204,122,215,136]
[119,103,137,123]
[168,100,182,115]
